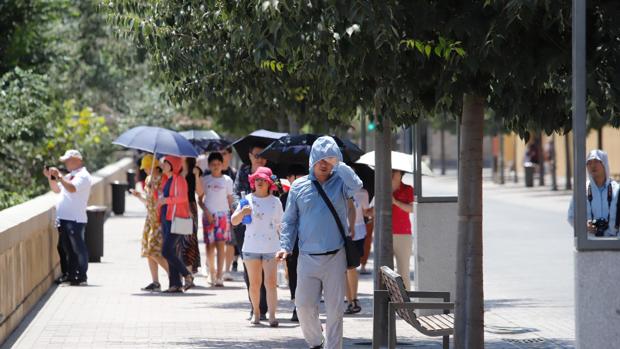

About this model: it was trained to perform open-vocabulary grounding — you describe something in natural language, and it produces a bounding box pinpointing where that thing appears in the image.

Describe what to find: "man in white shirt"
[44,149,93,286]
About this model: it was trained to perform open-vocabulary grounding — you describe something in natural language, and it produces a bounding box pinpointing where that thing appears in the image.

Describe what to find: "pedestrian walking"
[198,152,234,286]
[232,166,283,327]
[279,164,308,322]
[43,149,92,286]
[277,136,363,349]
[345,187,369,314]
[130,154,169,291]
[568,149,619,237]
[233,143,269,319]
[219,146,239,278]
[368,170,414,290]
[160,156,194,293]
[181,157,202,274]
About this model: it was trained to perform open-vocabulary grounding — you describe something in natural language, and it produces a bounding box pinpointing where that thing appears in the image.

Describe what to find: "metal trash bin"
[126,169,136,192]
[86,206,107,262]
[111,181,127,215]
[524,162,535,187]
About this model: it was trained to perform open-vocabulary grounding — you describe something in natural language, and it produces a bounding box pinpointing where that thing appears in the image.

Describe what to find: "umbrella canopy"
[259,134,364,166]
[198,138,233,152]
[113,126,199,158]
[180,130,225,153]
[179,130,220,140]
[356,150,434,176]
[351,163,375,200]
[233,129,288,164]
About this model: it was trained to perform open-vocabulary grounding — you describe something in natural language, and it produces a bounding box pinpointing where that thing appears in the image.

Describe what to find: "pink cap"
[249,167,277,191]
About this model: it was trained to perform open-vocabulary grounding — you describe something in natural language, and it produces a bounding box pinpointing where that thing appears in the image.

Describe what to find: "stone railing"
[0,157,134,344]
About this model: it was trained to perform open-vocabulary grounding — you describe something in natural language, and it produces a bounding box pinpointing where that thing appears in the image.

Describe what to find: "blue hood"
[587,149,611,187]
[309,136,343,179]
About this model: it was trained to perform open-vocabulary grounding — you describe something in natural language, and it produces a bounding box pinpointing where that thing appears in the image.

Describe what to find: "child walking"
[231,166,283,327]
[198,152,234,286]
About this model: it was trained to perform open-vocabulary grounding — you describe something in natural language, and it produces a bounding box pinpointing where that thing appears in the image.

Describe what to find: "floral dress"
[141,175,164,257]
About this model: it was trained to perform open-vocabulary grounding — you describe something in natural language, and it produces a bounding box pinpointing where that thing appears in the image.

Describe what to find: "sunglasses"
[250,153,265,160]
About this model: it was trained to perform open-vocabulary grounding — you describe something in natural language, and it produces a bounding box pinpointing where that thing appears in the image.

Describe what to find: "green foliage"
[0,68,117,210]
[0,68,54,207]
[0,0,182,210]
[104,1,466,133]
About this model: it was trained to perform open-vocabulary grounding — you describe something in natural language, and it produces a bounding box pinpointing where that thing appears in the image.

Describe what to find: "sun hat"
[59,149,83,162]
[249,166,277,191]
[140,154,159,170]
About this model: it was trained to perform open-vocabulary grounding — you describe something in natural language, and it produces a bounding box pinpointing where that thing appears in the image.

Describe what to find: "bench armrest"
[390,301,455,311]
[406,291,451,302]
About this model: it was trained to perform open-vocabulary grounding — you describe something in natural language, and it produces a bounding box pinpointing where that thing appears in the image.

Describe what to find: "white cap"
[59,149,83,162]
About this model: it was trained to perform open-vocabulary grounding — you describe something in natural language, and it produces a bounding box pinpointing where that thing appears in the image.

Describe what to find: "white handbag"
[170,178,192,235]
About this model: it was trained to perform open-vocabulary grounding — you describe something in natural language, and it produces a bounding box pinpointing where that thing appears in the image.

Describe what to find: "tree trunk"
[565,133,572,190]
[538,132,545,186]
[454,94,485,349]
[276,116,287,133]
[371,101,393,349]
[513,136,518,183]
[498,133,505,184]
[361,113,367,151]
[441,123,446,175]
[550,136,558,191]
[373,113,393,287]
[288,114,300,135]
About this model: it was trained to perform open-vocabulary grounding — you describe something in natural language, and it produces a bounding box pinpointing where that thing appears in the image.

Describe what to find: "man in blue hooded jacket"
[277,136,363,349]
[568,149,619,237]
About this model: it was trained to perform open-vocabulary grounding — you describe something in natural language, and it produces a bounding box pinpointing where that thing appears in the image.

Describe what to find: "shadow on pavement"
[130,292,214,297]
[167,336,308,348]
[485,298,542,309]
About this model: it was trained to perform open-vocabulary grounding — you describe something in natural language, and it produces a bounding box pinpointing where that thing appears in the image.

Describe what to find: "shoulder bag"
[312,180,360,269]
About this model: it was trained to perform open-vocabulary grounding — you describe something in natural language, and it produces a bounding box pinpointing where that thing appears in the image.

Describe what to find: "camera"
[591,218,609,237]
[45,165,57,180]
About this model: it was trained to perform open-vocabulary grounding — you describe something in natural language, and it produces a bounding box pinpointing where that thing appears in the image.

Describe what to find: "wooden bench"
[380,266,455,349]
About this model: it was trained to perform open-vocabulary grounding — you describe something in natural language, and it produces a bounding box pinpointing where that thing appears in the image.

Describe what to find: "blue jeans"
[162,219,189,288]
[57,219,89,281]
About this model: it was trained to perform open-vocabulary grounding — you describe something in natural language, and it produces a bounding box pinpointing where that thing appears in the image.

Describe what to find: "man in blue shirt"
[277,136,362,349]
[568,149,619,237]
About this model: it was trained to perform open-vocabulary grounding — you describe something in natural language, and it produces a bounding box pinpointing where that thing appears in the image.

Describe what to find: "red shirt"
[392,183,414,235]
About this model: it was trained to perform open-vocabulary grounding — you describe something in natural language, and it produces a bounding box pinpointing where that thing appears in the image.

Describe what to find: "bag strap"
[616,185,620,230]
[312,180,347,242]
[171,176,177,219]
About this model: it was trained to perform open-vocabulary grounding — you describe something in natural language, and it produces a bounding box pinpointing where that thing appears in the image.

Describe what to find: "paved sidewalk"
[3,178,575,348]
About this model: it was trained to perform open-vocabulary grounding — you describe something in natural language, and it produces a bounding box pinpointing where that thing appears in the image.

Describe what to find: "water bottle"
[239,191,252,224]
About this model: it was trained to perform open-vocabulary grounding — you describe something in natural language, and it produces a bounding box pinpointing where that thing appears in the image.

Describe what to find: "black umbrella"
[259,134,364,166]
[351,163,375,200]
[180,129,221,153]
[233,129,288,164]
[199,138,233,152]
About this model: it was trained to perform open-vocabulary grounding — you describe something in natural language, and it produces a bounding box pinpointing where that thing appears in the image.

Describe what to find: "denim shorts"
[243,252,276,261]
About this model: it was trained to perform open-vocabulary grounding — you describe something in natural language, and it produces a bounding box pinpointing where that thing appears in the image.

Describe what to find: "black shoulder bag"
[312,180,360,269]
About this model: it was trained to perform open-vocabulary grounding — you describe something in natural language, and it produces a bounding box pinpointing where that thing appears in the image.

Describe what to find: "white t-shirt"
[56,167,92,223]
[202,174,233,213]
[353,189,370,240]
[237,194,284,254]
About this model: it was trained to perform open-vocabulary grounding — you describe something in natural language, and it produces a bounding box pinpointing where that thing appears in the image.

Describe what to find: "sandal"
[269,319,279,328]
[344,302,355,314]
[162,286,183,293]
[183,275,195,291]
[352,299,362,313]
